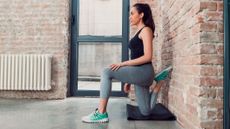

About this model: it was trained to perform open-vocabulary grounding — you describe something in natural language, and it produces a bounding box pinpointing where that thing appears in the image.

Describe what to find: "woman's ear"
[140,12,144,19]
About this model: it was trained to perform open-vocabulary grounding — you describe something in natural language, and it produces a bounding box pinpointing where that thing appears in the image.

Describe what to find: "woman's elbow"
[147,57,152,62]
[144,55,152,62]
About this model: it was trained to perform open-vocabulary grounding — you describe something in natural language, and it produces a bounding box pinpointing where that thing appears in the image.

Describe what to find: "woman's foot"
[154,66,172,82]
[124,83,131,93]
[82,109,109,123]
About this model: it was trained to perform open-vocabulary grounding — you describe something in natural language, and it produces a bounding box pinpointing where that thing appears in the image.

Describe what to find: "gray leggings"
[100,63,155,116]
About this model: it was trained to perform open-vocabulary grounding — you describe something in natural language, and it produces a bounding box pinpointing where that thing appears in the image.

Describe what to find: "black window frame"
[224,0,230,129]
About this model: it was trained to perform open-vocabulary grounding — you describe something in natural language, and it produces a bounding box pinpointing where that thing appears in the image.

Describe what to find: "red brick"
[200,120,223,129]
[200,32,220,43]
[207,109,217,119]
[200,2,217,11]
[219,33,224,42]
[216,45,224,55]
[200,44,217,54]
[217,22,223,33]
[217,2,223,11]
[199,87,216,98]
[201,55,223,65]
[216,88,223,99]
[217,66,223,76]
[200,66,218,76]
[200,22,217,32]
[217,109,223,119]
[206,12,223,21]
[195,14,205,23]
[200,77,223,87]
[200,98,223,109]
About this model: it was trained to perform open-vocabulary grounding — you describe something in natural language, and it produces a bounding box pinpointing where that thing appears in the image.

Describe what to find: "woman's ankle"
[152,81,164,93]
[153,85,161,93]
[98,108,107,114]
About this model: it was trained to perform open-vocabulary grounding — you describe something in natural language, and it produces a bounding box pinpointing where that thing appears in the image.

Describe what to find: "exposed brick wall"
[196,1,223,129]
[130,0,223,129]
[0,0,70,99]
[151,0,224,129]
[153,0,204,128]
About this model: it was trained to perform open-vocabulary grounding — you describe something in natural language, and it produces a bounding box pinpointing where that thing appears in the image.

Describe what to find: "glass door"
[70,0,129,96]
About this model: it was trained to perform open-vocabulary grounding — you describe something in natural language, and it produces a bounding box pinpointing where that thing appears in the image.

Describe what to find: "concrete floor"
[0,97,183,129]
[78,81,121,91]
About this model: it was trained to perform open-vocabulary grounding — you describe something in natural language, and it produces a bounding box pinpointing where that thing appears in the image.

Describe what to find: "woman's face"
[129,7,143,26]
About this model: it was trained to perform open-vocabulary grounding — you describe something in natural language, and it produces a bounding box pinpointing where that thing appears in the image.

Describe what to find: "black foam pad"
[127,103,176,120]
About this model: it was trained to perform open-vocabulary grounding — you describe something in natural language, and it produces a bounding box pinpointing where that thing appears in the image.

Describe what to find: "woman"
[82,3,158,123]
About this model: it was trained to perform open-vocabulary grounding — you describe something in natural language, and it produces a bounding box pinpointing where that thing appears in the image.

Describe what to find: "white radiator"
[0,54,52,91]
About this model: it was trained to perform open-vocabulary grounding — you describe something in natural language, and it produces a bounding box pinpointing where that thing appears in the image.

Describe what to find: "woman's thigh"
[103,64,154,86]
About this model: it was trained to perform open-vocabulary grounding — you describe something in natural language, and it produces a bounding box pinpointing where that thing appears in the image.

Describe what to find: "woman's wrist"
[121,61,129,66]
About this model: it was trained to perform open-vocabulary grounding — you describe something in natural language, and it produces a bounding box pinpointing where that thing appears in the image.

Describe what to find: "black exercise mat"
[127,103,176,120]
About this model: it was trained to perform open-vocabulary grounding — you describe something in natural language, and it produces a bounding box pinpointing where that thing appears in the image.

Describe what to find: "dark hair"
[133,3,155,36]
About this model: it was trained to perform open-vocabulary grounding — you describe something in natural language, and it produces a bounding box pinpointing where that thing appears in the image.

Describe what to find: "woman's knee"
[101,67,112,77]
[139,108,151,116]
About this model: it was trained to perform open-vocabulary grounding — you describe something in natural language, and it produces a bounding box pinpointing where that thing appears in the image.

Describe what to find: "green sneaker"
[82,109,109,123]
[154,66,173,82]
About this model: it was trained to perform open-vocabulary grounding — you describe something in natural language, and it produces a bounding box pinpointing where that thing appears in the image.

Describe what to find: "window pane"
[79,0,122,36]
[77,42,122,91]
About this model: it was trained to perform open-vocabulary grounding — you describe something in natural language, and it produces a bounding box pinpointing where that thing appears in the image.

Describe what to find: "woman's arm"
[110,27,153,71]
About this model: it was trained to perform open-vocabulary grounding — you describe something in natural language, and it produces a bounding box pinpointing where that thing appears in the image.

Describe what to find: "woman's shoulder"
[141,26,153,34]
[139,26,153,39]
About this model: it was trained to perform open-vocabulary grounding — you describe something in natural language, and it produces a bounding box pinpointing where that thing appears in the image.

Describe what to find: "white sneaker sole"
[82,118,109,123]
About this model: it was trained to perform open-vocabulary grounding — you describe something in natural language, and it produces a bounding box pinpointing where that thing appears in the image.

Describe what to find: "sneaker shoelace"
[92,108,100,118]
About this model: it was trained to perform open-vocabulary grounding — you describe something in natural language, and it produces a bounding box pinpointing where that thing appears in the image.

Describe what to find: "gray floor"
[78,81,121,91]
[0,97,183,129]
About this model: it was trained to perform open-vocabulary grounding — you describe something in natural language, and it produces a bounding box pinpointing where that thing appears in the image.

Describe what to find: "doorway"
[70,0,130,96]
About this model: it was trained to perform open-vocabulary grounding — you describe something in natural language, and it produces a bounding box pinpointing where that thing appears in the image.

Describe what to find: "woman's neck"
[137,22,145,30]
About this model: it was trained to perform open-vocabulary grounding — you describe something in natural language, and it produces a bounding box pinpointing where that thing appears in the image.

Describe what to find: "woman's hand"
[123,83,131,93]
[110,62,126,71]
